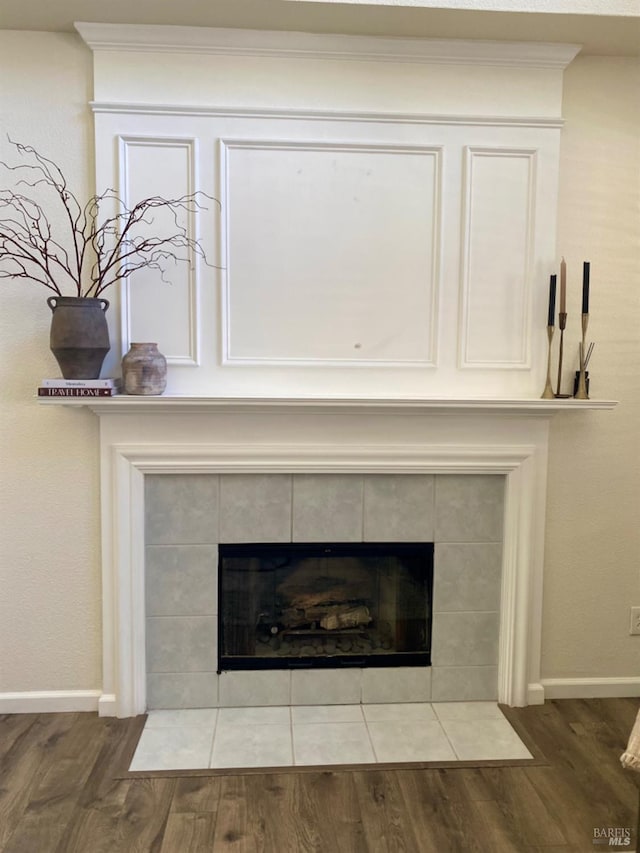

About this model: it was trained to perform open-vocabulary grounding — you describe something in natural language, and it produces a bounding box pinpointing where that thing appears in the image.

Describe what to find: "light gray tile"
[293,722,375,765]
[146,672,218,709]
[291,669,361,705]
[432,701,503,721]
[146,708,218,728]
[146,616,217,673]
[292,475,363,542]
[217,705,290,726]
[218,671,291,707]
[441,718,532,761]
[363,703,437,722]
[145,474,219,545]
[361,667,431,704]
[146,545,217,617]
[292,705,364,724]
[431,612,499,667]
[129,726,214,771]
[363,475,434,541]
[434,475,504,542]
[431,666,498,702]
[211,722,293,768]
[219,474,292,543]
[367,720,456,763]
[433,543,502,612]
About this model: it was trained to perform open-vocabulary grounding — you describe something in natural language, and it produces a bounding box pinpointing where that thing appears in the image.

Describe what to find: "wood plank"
[0,715,38,761]
[460,766,567,847]
[2,714,111,853]
[210,775,267,852]
[0,713,79,849]
[53,715,148,853]
[160,813,217,853]
[117,778,176,850]
[170,777,223,814]
[352,768,422,852]
[395,768,487,852]
[290,771,367,853]
[511,699,637,851]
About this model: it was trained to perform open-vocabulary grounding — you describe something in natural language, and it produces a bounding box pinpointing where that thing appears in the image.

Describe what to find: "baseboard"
[0,690,102,714]
[540,677,640,700]
[527,682,545,705]
[98,693,118,717]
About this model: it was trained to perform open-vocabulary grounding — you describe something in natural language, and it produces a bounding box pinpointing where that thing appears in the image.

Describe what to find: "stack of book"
[37,378,121,397]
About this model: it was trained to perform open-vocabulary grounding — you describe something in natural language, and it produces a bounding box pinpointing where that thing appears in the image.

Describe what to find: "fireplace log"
[277,558,374,610]
[320,605,372,631]
[280,602,371,630]
[286,585,368,611]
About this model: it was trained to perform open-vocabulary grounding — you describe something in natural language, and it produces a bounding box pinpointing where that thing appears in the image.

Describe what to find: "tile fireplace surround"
[145,470,503,710]
[62,395,616,719]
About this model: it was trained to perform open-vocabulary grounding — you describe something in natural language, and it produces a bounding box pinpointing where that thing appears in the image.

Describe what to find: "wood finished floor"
[0,697,638,852]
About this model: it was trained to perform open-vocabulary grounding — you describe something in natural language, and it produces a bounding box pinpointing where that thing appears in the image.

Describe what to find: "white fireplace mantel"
[71,395,617,717]
[40,395,617,414]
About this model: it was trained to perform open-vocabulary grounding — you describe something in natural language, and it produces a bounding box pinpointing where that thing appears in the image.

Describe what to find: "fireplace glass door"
[218,542,433,670]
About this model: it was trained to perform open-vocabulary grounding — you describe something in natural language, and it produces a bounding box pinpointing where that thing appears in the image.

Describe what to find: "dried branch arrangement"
[0,138,218,297]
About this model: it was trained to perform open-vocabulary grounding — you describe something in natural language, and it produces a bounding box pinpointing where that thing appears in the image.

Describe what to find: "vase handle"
[99,299,110,312]
[47,296,58,313]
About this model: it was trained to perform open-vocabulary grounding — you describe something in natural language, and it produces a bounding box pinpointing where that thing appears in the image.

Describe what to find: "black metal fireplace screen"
[218,542,433,671]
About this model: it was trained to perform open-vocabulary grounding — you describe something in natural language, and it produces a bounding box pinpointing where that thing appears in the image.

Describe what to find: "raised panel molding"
[119,135,200,366]
[87,31,567,398]
[219,138,442,368]
[459,146,537,370]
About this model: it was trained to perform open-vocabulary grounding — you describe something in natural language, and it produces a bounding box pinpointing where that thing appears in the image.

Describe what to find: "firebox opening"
[218,542,434,671]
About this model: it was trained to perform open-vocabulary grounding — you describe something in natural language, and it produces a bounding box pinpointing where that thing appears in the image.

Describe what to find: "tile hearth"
[129,701,532,772]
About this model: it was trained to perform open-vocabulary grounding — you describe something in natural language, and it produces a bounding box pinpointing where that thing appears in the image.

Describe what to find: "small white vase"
[122,342,167,395]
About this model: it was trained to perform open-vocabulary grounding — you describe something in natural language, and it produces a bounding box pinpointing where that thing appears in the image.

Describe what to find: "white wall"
[0,31,638,704]
[0,32,102,698]
[543,56,640,681]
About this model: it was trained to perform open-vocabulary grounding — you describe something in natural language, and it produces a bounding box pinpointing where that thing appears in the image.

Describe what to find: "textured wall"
[543,56,640,679]
[0,33,638,699]
[0,32,102,693]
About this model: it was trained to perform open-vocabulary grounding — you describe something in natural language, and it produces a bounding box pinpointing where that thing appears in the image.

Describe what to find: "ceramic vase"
[47,296,110,379]
[122,342,167,395]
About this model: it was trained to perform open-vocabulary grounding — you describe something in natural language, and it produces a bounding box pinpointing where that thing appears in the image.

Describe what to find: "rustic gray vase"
[47,296,110,379]
[122,342,167,395]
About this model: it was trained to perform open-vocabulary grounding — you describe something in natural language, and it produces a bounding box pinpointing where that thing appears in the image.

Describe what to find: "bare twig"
[0,137,220,297]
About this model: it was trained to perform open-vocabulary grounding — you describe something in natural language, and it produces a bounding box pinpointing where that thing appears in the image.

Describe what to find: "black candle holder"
[574,314,590,399]
[573,370,589,396]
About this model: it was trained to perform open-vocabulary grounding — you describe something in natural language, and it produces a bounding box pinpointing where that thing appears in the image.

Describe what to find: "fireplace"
[218,541,434,671]
[84,398,598,716]
[141,467,504,709]
[62,27,610,718]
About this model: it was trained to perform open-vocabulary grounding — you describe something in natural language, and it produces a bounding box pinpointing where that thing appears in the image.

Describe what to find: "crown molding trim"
[75,22,581,69]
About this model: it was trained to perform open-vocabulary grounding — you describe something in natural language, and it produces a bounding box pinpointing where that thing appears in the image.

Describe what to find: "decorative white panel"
[120,136,200,365]
[88,27,568,398]
[219,140,441,366]
[459,147,537,369]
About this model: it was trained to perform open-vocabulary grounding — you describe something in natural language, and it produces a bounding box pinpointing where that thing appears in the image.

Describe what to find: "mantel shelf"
[37,395,619,416]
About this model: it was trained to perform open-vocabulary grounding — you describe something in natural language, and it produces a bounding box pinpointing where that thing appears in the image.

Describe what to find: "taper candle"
[560,257,567,313]
[548,274,556,326]
[582,261,590,313]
